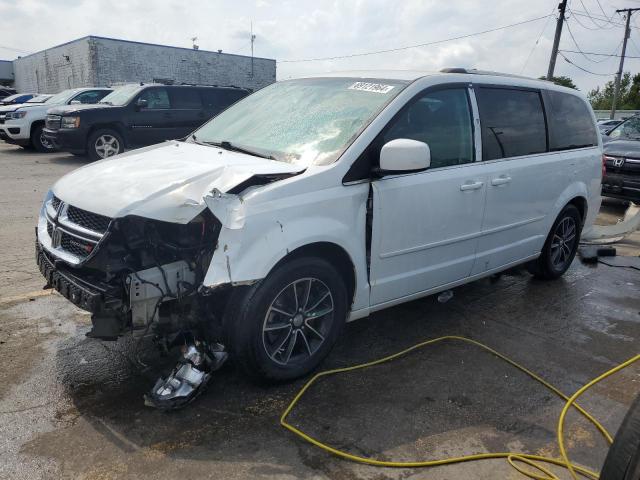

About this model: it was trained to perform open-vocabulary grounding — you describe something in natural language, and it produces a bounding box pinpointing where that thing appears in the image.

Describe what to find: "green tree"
[539,75,577,89]
[587,72,638,110]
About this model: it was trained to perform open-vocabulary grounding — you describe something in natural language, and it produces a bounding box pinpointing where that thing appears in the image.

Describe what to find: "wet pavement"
[0,143,639,479]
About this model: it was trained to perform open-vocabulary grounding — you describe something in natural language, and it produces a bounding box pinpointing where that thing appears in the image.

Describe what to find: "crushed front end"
[36,191,223,341]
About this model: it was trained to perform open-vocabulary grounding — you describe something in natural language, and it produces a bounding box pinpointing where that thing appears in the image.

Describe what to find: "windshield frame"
[189,77,409,167]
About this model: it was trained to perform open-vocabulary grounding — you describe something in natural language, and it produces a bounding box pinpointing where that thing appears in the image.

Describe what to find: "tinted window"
[201,89,247,111]
[138,88,170,109]
[171,88,202,109]
[545,90,597,150]
[72,90,109,104]
[476,87,546,160]
[381,88,474,168]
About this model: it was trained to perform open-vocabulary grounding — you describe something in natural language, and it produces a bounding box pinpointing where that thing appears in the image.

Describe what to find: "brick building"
[12,36,276,93]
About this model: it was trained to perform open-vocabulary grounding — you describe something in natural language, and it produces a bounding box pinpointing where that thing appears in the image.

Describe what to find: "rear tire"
[600,394,640,480]
[527,204,581,280]
[224,257,348,383]
[87,129,124,161]
[30,124,56,153]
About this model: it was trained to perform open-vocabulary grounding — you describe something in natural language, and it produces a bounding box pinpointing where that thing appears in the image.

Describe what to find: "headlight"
[8,111,27,119]
[61,116,80,129]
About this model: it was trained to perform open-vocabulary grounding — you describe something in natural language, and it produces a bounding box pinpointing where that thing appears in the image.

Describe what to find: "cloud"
[0,0,638,92]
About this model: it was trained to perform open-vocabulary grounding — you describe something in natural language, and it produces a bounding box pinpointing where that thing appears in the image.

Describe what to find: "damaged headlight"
[61,116,80,129]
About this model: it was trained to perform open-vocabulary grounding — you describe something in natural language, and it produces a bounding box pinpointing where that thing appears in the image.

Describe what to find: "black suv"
[44,84,250,160]
[602,115,640,202]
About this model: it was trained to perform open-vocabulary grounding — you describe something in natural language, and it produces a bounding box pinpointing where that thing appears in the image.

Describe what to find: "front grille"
[46,221,53,237]
[66,205,111,234]
[60,231,95,259]
[51,196,61,211]
[0,114,5,125]
[45,114,61,131]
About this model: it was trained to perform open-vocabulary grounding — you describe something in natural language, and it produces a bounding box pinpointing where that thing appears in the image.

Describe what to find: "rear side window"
[381,88,474,168]
[476,87,547,160]
[171,88,202,109]
[545,91,597,150]
[201,89,247,111]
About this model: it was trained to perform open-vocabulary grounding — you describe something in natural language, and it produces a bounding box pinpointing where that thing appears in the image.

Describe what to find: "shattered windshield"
[608,116,640,140]
[191,77,408,166]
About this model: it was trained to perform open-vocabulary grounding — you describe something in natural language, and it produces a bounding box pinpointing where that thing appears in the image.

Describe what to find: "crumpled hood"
[53,141,303,223]
[603,139,640,159]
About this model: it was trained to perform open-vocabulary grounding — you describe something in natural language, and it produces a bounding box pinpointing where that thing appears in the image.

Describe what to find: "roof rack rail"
[439,68,548,82]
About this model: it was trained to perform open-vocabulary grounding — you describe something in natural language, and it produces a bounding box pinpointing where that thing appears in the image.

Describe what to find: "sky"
[2,0,640,92]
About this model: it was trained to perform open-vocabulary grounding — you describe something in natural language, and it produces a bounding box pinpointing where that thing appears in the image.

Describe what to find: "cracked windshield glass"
[192,77,408,166]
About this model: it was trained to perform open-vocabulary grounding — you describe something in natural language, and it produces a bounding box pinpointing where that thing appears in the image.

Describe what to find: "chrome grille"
[45,114,61,131]
[60,231,95,259]
[66,205,111,234]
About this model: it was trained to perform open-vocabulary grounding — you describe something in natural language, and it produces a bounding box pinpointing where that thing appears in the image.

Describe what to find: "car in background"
[1,88,112,152]
[0,93,36,105]
[0,94,53,138]
[602,115,640,202]
[0,87,17,101]
[44,83,250,160]
[597,118,622,134]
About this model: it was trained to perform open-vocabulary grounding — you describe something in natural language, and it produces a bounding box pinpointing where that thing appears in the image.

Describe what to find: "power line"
[0,44,31,54]
[564,19,620,63]
[570,9,640,30]
[520,4,558,74]
[559,46,640,58]
[558,51,617,75]
[577,0,617,28]
[280,14,554,63]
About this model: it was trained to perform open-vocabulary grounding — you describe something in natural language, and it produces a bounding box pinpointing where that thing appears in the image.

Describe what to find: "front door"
[369,87,487,307]
[127,87,174,146]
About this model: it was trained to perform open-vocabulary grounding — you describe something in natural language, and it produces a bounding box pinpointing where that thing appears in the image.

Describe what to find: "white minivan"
[37,70,601,403]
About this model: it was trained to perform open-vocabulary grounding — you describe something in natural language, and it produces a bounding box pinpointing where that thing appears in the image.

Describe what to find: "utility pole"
[547,0,568,80]
[610,8,640,119]
[250,21,256,78]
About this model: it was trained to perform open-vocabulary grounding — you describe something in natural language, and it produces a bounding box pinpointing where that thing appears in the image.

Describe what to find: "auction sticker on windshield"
[348,82,395,94]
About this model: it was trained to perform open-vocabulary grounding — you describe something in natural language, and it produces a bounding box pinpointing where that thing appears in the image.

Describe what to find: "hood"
[0,103,28,113]
[603,139,640,159]
[47,103,115,115]
[52,141,304,224]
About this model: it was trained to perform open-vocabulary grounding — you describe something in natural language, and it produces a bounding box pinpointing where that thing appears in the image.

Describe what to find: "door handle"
[460,181,484,191]
[491,176,512,186]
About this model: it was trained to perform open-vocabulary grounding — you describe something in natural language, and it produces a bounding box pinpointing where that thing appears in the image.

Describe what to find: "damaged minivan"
[36,70,602,408]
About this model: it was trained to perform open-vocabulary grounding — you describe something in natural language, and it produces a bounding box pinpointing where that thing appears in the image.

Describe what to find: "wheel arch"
[87,122,128,147]
[268,241,357,307]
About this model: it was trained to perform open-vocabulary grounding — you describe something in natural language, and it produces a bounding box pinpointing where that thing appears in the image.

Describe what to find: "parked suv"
[44,83,250,160]
[2,87,112,152]
[36,71,601,398]
[602,115,640,202]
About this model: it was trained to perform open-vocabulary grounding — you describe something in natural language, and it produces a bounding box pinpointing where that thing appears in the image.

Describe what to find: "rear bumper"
[602,173,640,202]
[43,128,87,154]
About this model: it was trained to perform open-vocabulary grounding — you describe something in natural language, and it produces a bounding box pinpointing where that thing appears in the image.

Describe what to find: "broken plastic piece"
[144,340,228,410]
[437,290,454,303]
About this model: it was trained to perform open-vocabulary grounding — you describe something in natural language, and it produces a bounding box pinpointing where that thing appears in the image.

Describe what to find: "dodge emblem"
[51,227,62,248]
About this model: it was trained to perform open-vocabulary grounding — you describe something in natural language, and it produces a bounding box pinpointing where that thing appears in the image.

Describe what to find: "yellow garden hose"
[280,335,640,480]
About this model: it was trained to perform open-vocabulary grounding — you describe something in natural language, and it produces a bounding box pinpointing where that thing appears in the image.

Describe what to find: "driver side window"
[381,88,474,169]
[137,88,171,109]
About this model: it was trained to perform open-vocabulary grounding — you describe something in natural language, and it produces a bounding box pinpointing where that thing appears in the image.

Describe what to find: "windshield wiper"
[204,140,276,160]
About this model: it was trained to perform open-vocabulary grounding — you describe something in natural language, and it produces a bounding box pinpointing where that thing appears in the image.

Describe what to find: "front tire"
[30,124,56,153]
[600,394,640,480]
[224,257,348,382]
[87,129,124,161]
[527,204,582,280]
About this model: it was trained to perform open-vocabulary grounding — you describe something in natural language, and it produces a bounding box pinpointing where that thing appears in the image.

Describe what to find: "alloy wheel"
[40,132,54,150]
[262,277,334,366]
[550,216,577,269]
[94,135,120,158]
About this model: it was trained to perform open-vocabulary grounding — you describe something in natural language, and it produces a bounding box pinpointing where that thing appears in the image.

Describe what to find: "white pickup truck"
[1,88,111,152]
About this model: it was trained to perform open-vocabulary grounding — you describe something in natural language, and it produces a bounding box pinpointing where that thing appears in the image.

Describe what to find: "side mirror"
[378,139,431,175]
[135,98,148,111]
